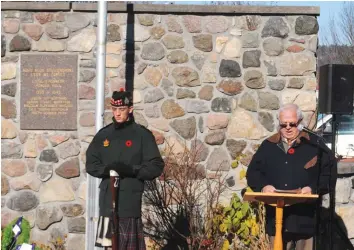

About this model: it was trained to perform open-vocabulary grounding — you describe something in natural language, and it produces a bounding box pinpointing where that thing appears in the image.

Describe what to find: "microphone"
[301,126,320,137]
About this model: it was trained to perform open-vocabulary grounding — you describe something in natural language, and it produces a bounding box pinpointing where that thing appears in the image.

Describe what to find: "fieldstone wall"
[1,2,353,248]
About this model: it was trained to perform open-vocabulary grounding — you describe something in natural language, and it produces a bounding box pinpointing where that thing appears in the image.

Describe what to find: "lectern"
[243,192,319,250]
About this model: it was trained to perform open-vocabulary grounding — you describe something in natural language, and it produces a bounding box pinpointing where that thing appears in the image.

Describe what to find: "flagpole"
[85,1,107,250]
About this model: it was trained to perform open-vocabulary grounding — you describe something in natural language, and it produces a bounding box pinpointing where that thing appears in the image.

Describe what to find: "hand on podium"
[262,185,276,193]
[301,186,312,194]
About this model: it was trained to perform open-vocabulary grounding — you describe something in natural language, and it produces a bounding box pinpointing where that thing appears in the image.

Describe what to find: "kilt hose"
[95,216,146,250]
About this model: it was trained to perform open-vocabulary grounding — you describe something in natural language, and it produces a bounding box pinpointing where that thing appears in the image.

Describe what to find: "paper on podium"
[243,192,319,206]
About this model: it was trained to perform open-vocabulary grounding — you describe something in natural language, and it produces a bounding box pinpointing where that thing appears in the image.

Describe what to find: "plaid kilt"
[95,216,146,250]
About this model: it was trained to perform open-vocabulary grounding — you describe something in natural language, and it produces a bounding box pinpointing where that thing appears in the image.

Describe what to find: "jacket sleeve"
[131,130,165,181]
[246,141,270,192]
[85,136,110,178]
[310,141,337,195]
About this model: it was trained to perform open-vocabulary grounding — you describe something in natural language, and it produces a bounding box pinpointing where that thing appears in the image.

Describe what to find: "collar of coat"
[266,131,310,144]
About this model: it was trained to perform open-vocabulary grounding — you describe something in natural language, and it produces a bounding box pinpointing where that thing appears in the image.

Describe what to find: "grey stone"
[7,191,39,211]
[198,117,204,133]
[141,42,165,61]
[191,51,206,70]
[162,35,185,49]
[80,59,96,68]
[39,149,59,163]
[79,70,96,83]
[226,139,247,159]
[144,89,164,103]
[45,23,69,39]
[258,111,275,132]
[66,13,90,32]
[138,14,154,26]
[2,198,5,208]
[1,82,17,97]
[205,16,229,33]
[258,92,280,110]
[1,56,18,63]
[242,32,259,48]
[1,141,23,159]
[193,34,213,52]
[269,79,286,91]
[295,16,319,35]
[206,148,230,171]
[67,234,85,250]
[9,35,31,52]
[68,217,86,233]
[263,37,284,56]
[67,28,96,52]
[58,142,80,160]
[183,15,202,33]
[167,50,188,64]
[211,98,231,113]
[144,105,160,118]
[261,17,289,38]
[226,176,236,187]
[176,89,196,99]
[172,67,200,87]
[205,129,225,145]
[137,62,147,74]
[134,112,148,127]
[244,70,265,89]
[50,226,67,243]
[191,139,209,162]
[3,11,20,18]
[186,100,209,114]
[60,204,84,217]
[239,93,257,112]
[20,12,34,23]
[170,117,196,140]
[264,60,277,76]
[242,50,261,68]
[36,205,63,230]
[288,78,305,89]
[1,35,5,57]
[161,79,174,97]
[166,16,183,33]
[36,164,53,182]
[335,178,351,203]
[219,59,241,78]
[107,24,121,42]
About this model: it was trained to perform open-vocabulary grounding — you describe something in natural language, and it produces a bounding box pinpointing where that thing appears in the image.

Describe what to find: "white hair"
[276,104,305,130]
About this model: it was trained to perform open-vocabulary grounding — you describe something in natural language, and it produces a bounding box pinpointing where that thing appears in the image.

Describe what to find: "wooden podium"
[243,192,318,250]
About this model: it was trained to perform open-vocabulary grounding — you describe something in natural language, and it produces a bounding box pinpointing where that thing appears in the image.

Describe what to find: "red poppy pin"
[288,148,295,155]
[125,140,132,147]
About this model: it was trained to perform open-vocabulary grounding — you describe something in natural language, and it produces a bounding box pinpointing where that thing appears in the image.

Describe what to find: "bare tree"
[319,2,354,65]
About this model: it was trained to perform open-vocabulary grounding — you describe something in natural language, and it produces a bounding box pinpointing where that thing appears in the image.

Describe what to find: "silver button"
[285,161,288,164]
[285,184,287,186]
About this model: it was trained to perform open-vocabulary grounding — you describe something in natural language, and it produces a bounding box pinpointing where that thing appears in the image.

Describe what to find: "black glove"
[106,162,136,178]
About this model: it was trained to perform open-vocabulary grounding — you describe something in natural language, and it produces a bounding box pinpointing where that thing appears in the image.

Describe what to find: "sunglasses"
[279,122,298,128]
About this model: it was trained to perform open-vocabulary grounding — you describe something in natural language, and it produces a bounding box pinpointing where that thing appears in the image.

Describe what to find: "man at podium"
[246,104,337,250]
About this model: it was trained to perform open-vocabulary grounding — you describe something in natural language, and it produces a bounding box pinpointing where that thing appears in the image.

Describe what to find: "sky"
[169,0,346,45]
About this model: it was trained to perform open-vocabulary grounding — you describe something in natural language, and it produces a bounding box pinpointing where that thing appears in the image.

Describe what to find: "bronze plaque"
[20,54,78,130]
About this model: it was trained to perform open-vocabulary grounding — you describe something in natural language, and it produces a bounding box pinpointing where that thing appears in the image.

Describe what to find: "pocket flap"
[304,156,317,169]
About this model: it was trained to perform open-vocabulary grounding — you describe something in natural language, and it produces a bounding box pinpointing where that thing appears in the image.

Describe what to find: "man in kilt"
[86,89,165,249]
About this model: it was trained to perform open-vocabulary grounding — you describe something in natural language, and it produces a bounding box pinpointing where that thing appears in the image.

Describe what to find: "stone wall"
[1,2,353,248]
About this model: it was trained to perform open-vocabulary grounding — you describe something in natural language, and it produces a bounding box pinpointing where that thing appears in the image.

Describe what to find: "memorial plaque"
[20,54,78,130]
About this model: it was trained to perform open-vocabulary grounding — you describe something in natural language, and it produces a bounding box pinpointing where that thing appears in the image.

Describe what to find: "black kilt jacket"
[86,119,164,218]
[246,131,337,236]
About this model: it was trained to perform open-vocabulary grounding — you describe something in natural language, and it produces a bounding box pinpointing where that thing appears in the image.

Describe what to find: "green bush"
[1,217,30,250]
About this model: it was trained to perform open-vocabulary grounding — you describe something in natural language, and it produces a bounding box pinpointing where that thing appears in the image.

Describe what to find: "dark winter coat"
[246,131,337,236]
[86,119,165,218]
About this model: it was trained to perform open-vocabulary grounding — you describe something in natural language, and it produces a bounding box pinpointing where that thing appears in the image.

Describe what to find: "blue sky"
[171,1,346,44]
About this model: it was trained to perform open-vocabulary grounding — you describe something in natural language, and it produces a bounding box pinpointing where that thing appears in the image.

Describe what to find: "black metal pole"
[329,114,337,250]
